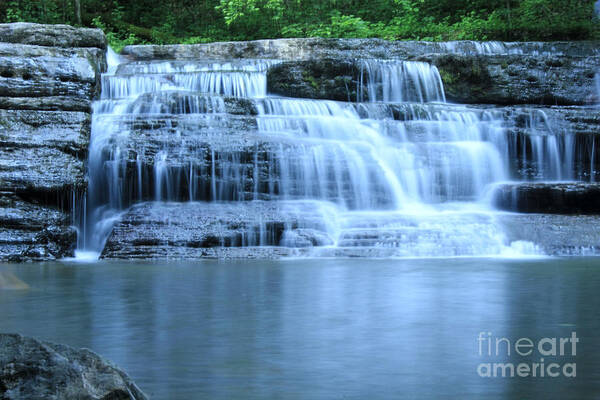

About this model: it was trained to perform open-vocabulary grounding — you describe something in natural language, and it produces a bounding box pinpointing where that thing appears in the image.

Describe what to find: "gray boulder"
[0,333,147,400]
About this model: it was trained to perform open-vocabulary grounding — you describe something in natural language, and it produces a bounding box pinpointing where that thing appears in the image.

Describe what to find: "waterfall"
[596,73,600,106]
[359,60,446,103]
[78,54,583,258]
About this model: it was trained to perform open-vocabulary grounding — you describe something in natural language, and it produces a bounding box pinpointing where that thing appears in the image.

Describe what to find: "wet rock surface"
[268,59,362,102]
[493,183,600,214]
[267,54,600,106]
[420,53,599,105]
[103,201,600,259]
[0,23,105,261]
[499,214,600,255]
[102,201,333,259]
[0,333,147,400]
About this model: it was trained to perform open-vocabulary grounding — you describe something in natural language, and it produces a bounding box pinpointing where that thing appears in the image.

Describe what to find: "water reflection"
[1,259,599,399]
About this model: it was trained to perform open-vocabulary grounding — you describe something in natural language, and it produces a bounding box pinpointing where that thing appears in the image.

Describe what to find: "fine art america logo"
[477,332,578,378]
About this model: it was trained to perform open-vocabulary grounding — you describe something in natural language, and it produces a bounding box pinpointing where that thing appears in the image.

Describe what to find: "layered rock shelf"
[123,39,600,105]
[0,23,105,261]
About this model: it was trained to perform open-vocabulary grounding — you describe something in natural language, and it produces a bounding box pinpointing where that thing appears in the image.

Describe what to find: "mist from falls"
[75,48,594,259]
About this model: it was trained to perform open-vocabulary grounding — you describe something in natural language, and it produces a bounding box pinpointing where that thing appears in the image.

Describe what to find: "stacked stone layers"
[0,23,106,261]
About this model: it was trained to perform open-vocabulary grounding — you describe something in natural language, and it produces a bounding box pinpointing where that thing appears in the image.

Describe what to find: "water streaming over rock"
[77,52,595,258]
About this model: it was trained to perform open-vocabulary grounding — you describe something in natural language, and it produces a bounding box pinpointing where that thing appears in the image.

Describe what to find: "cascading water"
[359,60,446,103]
[596,73,600,106]
[77,50,589,259]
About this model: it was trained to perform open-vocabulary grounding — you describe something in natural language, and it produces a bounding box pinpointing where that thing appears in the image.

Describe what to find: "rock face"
[493,183,600,214]
[0,23,105,261]
[0,333,147,400]
[267,53,600,106]
[420,53,599,105]
[267,60,362,102]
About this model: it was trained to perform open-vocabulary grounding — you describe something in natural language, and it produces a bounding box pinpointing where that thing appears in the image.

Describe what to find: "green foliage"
[1,0,598,50]
[92,16,142,52]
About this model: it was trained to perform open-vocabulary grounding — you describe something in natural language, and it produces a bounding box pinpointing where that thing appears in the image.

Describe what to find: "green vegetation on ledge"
[1,0,599,51]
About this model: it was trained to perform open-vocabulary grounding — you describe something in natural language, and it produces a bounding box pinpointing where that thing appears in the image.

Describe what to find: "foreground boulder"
[0,334,147,399]
[0,23,106,261]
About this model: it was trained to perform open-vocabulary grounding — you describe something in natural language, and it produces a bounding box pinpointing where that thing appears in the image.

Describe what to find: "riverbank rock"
[0,23,106,261]
[0,333,147,399]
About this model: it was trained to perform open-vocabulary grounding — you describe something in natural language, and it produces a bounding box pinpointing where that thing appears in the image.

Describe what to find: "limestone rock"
[0,333,147,400]
[0,23,105,261]
[0,23,106,49]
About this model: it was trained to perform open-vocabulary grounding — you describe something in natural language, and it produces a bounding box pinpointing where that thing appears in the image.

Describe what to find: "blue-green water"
[1,258,600,399]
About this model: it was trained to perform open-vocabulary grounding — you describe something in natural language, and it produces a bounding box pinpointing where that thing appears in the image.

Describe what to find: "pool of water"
[1,258,600,399]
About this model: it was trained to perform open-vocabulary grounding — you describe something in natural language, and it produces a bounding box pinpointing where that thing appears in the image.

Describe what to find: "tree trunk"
[506,0,512,40]
[74,0,82,25]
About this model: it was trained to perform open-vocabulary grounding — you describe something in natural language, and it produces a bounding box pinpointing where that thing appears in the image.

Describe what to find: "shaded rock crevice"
[493,183,600,214]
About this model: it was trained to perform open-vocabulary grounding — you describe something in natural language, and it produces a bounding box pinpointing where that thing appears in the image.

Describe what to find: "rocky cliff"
[0,23,105,262]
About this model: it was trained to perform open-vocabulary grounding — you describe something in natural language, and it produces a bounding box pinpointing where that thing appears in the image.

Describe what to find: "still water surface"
[1,258,600,399]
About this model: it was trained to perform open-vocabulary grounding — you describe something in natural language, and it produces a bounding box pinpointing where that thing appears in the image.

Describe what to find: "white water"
[77,52,586,258]
[596,73,600,106]
[359,60,445,102]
